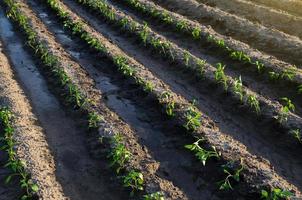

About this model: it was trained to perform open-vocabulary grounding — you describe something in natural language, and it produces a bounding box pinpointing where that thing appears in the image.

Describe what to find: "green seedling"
[247,94,260,115]
[185,138,220,166]
[119,18,129,29]
[261,188,293,200]
[160,91,175,117]
[184,104,202,132]
[269,71,280,81]
[280,67,296,81]
[277,97,295,124]
[230,51,251,64]
[139,22,149,46]
[196,59,206,77]
[123,170,144,196]
[290,129,301,144]
[192,27,201,40]
[183,50,191,67]
[113,56,135,77]
[254,61,265,73]
[176,20,188,32]
[142,81,154,93]
[143,191,165,200]
[232,76,244,103]
[214,63,228,91]
[108,134,131,173]
[218,159,243,190]
[88,112,103,129]
[161,11,173,24]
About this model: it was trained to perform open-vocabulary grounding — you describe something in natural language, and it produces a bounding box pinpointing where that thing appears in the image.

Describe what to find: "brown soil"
[0,0,302,198]
[0,34,66,199]
[151,0,302,67]
[33,0,300,197]
[196,0,302,39]
[248,0,302,17]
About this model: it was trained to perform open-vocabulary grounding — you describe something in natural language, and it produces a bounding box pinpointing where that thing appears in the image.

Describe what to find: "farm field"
[0,0,301,199]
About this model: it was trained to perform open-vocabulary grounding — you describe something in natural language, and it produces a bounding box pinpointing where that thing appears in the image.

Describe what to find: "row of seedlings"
[0,107,39,200]
[41,0,299,198]
[115,0,302,96]
[73,0,301,143]
[3,1,166,198]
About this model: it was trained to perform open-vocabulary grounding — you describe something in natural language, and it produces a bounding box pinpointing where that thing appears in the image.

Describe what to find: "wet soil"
[36,0,302,193]
[27,2,244,199]
[0,6,127,200]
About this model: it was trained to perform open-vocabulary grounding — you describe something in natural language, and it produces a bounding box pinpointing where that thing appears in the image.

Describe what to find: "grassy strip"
[74,0,301,142]
[3,0,160,197]
[117,0,302,96]
[42,0,298,196]
[0,107,39,200]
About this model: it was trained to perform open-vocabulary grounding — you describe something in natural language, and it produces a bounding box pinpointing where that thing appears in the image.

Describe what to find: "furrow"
[195,0,302,39]
[150,0,302,67]
[3,0,189,199]
[32,0,302,197]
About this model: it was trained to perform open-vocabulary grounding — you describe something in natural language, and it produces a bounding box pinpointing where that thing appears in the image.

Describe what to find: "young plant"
[108,134,131,173]
[183,50,191,67]
[192,27,201,40]
[196,59,206,77]
[122,170,144,196]
[255,61,265,74]
[218,159,244,190]
[261,188,293,200]
[185,138,220,166]
[143,191,165,200]
[139,22,149,46]
[269,71,280,81]
[277,97,295,124]
[160,91,175,117]
[176,20,188,32]
[247,94,260,115]
[290,129,301,144]
[88,112,103,129]
[230,51,251,64]
[232,76,244,103]
[214,63,228,91]
[280,67,296,81]
[183,103,202,132]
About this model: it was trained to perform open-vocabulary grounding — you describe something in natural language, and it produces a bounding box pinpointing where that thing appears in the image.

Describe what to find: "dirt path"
[0,6,127,200]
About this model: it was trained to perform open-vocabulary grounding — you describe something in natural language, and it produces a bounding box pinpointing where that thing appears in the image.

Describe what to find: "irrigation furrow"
[50,0,302,193]
[31,0,302,197]
[0,27,66,199]
[24,3,234,199]
[61,0,302,150]
[150,0,302,67]
[195,0,302,39]
[105,0,302,121]
[3,0,189,198]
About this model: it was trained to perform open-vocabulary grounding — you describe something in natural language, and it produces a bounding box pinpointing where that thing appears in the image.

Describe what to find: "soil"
[151,0,302,67]
[0,0,301,199]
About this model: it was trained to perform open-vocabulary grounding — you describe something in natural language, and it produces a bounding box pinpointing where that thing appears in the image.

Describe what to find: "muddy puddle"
[0,8,126,200]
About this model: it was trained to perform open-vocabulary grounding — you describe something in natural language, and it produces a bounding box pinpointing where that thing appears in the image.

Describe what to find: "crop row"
[74,0,302,143]
[117,0,302,95]
[40,0,299,197]
[0,107,39,200]
[3,0,165,198]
